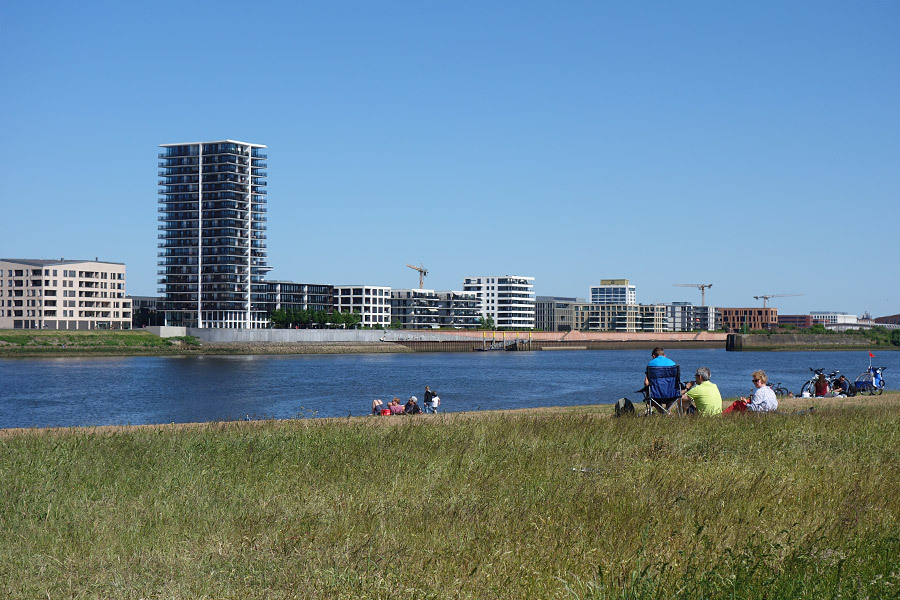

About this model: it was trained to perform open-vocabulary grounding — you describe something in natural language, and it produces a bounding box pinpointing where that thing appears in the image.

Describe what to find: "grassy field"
[0,330,196,356]
[1,395,899,599]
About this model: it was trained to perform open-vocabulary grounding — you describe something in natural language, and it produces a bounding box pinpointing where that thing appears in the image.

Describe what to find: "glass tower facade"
[158,140,271,328]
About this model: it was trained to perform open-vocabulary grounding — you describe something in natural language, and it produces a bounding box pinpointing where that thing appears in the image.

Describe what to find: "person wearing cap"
[404,395,421,414]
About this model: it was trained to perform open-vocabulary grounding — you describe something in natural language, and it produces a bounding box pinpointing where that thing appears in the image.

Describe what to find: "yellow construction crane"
[406,263,428,289]
[673,283,713,306]
[753,293,802,308]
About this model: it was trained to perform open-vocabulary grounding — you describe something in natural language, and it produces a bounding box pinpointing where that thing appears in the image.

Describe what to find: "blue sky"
[2,1,898,317]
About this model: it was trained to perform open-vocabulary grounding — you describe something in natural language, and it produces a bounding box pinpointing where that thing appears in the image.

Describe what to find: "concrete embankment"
[148,327,727,353]
[726,333,890,351]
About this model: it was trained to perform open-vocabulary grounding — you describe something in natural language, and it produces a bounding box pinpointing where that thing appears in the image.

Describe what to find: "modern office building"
[666,302,721,332]
[158,140,271,329]
[390,289,481,329]
[573,303,666,332]
[590,279,636,305]
[534,296,583,331]
[721,307,778,331]
[264,281,334,314]
[808,311,858,326]
[1,258,132,330]
[462,275,535,329]
[777,314,817,328]
[333,285,391,328]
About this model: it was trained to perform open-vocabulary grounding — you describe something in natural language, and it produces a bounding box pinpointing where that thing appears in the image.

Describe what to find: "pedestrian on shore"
[423,386,439,414]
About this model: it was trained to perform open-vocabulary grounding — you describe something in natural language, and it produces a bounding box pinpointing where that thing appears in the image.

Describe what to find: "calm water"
[1,349,896,428]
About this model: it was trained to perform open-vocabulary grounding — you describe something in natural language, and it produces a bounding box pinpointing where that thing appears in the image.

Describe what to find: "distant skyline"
[2,1,898,317]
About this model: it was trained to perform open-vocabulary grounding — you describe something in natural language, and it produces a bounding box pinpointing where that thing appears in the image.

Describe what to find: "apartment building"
[333,285,391,328]
[264,281,334,314]
[158,140,271,329]
[721,307,778,331]
[590,279,636,305]
[666,302,722,332]
[389,289,480,329]
[0,259,132,330]
[535,296,582,332]
[462,275,535,329]
[573,303,666,333]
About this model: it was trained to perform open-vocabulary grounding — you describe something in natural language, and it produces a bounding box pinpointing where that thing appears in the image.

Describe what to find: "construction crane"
[406,263,428,289]
[753,293,802,308]
[673,283,713,306]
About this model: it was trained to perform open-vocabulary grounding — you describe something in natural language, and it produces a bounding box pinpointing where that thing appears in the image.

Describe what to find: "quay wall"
[727,333,880,351]
[147,327,727,351]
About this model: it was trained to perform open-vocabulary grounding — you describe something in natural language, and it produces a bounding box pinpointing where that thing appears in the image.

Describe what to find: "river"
[1,349,896,428]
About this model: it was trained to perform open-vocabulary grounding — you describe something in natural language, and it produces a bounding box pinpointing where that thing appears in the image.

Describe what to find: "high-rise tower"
[158,140,271,328]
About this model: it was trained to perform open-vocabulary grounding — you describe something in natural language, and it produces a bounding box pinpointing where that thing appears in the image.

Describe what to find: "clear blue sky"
[2,1,898,317]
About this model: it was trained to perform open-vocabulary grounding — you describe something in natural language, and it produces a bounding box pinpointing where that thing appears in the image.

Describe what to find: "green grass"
[2,397,899,599]
[0,330,178,355]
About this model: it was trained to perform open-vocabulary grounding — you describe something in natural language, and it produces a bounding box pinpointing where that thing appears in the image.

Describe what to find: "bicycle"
[768,382,790,398]
[799,368,824,397]
[800,368,840,397]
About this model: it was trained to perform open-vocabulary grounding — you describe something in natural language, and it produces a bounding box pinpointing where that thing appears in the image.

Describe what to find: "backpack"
[614,397,635,418]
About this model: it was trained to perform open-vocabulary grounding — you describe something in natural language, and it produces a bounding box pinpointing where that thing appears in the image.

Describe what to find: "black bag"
[614,397,635,418]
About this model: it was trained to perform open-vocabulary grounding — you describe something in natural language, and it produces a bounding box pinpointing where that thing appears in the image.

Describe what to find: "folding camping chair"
[641,364,682,415]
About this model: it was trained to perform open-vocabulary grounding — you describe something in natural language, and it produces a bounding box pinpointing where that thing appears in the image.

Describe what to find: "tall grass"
[1,397,899,599]
[0,330,187,356]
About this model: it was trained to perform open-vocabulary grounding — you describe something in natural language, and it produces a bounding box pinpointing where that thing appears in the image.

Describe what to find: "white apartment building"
[0,259,132,330]
[462,275,535,329]
[666,302,722,332]
[590,279,636,305]
[333,285,391,328]
[809,311,859,326]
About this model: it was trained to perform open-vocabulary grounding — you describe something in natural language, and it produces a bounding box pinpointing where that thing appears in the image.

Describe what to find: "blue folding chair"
[643,364,682,415]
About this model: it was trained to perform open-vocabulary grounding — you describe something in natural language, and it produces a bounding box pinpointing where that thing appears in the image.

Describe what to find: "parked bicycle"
[855,366,886,395]
[768,381,790,398]
[799,368,840,397]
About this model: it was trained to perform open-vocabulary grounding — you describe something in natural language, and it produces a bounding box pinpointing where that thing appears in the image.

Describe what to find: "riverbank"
[0,330,414,357]
[2,394,897,598]
[727,332,900,351]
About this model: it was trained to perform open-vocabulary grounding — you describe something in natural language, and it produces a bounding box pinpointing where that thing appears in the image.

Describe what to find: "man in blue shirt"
[647,347,675,367]
[642,348,680,412]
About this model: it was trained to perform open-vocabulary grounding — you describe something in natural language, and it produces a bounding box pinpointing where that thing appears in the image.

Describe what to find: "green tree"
[478,315,495,330]
[329,310,345,328]
[345,311,362,329]
[269,309,289,329]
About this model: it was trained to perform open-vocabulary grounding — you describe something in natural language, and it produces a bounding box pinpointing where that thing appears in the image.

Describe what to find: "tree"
[478,315,495,330]
[269,309,289,329]
[345,311,362,329]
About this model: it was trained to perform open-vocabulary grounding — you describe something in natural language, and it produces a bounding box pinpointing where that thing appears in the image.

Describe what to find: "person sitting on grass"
[832,375,852,397]
[404,396,421,415]
[389,398,405,415]
[725,370,778,414]
[681,366,722,416]
[371,398,384,415]
[814,373,830,397]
